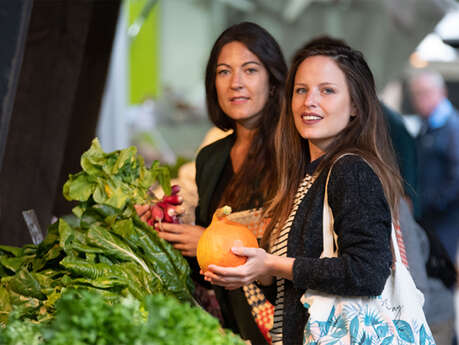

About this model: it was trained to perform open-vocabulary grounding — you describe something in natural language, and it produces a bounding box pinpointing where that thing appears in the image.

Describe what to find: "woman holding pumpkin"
[142,22,287,344]
[203,37,404,345]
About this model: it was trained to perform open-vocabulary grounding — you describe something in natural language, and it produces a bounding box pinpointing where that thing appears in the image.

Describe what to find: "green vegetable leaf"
[0,245,24,257]
[4,269,45,300]
[62,172,96,202]
[86,225,151,275]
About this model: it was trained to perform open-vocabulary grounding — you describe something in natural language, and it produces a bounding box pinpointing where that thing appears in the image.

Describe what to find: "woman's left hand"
[203,246,272,290]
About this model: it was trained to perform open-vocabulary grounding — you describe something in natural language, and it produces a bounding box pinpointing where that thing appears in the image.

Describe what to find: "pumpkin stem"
[216,205,232,219]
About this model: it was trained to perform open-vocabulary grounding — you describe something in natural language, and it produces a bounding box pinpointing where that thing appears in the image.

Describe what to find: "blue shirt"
[428,98,454,129]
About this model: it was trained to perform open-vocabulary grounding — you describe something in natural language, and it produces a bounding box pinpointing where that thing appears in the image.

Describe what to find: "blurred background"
[0,0,458,246]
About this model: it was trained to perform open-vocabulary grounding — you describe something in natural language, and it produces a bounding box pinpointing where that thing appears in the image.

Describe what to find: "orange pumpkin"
[197,209,259,272]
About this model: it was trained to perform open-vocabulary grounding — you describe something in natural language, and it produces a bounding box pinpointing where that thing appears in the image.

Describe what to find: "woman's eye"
[245,68,258,74]
[295,87,306,94]
[322,88,335,94]
[217,70,230,76]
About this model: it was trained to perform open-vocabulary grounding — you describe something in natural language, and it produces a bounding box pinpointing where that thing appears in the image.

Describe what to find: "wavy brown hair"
[204,22,287,209]
[263,36,403,248]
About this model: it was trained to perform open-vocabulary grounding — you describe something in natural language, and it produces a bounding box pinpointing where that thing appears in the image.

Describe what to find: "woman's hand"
[157,223,204,257]
[134,204,151,222]
[203,247,273,290]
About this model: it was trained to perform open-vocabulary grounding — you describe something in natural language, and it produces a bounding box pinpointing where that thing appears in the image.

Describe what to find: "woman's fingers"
[156,224,204,257]
[134,204,150,216]
[207,264,243,277]
[205,265,251,284]
[157,231,184,243]
[160,222,184,233]
[201,247,270,289]
[140,211,151,222]
[231,246,259,257]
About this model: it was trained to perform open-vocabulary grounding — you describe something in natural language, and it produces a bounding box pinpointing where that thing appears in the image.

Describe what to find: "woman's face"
[291,55,354,159]
[215,41,270,128]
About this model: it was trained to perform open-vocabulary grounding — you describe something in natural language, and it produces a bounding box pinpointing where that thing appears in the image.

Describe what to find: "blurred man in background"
[409,70,459,264]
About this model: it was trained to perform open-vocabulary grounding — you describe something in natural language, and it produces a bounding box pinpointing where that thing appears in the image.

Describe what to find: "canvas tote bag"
[301,157,436,345]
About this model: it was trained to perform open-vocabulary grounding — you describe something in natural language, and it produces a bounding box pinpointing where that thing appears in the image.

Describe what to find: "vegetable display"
[0,138,194,324]
[0,289,246,345]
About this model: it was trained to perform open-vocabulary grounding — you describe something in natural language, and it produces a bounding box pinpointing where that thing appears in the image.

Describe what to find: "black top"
[277,155,392,344]
[194,133,269,345]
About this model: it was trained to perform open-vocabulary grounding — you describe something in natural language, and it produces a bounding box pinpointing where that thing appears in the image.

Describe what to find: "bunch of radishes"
[135,184,184,230]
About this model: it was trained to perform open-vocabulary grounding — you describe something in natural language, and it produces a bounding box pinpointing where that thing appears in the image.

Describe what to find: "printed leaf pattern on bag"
[380,335,394,345]
[303,301,435,345]
[394,320,415,343]
[419,325,431,345]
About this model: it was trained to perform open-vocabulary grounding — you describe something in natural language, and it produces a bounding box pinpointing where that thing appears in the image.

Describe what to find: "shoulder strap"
[321,154,356,257]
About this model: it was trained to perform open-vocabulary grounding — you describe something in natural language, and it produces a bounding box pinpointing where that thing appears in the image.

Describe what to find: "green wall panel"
[128,0,159,104]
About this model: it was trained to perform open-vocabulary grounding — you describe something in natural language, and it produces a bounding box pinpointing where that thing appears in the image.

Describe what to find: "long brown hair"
[263,36,403,247]
[204,22,287,209]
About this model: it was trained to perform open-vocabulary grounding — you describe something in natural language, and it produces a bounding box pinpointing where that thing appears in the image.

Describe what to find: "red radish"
[171,185,181,195]
[139,184,185,229]
[150,205,164,221]
[163,194,183,205]
[156,201,168,210]
[163,207,175,223]
[166,207,176,217]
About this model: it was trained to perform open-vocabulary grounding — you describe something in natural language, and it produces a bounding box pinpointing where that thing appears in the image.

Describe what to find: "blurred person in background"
[381,95,455,345]
[140,22,287,344]
[381,97,455,345]
[408,70,459,263]
[398,198,455,345]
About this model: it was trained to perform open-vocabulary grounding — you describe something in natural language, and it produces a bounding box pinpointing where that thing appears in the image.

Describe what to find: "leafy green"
[0,290,246,345]
[0,138,194,324]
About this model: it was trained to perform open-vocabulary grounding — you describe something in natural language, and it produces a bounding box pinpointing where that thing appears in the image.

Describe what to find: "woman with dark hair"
[155,22,287,344]
[203,37,404,345]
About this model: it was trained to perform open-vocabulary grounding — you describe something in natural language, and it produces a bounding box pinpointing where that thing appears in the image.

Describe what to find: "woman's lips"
[230,96,250,104]
[301,113,323,124]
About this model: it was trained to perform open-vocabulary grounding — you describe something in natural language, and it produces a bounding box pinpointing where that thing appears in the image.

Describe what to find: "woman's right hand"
[203,246,273,290]
[157,223,205,257]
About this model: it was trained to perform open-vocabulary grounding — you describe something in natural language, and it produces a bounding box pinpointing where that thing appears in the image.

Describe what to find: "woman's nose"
[230,71,243,90]
[304,90,318,108]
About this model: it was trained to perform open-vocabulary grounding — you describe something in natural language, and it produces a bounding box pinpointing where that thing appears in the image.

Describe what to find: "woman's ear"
[350,104,357,118]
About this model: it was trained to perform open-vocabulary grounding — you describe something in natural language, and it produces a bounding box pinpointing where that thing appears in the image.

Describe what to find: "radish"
[155,201,168,210]
[163,194,183,205]
[163,206,176,223]
[150,205,164,221]
[171,184,181,195]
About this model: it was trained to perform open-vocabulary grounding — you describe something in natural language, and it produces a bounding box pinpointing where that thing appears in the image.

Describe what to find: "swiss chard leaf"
[86,225,151,274]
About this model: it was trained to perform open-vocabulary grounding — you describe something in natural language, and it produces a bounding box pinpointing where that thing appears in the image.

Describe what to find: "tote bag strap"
[322,153,403,264]
[322,159,337,258]
[321,154,357,257]
[390,223,403,264]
